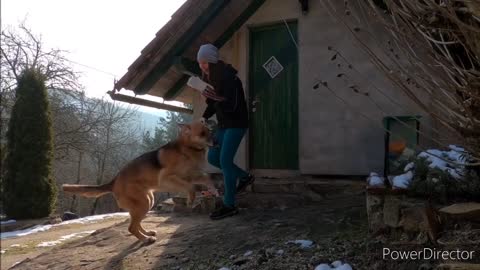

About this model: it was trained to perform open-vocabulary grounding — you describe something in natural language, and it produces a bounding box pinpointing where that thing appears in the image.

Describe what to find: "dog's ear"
[178,123,191,134]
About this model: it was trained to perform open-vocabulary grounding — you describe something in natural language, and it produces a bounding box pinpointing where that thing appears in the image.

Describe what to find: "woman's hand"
[203,86,225,101]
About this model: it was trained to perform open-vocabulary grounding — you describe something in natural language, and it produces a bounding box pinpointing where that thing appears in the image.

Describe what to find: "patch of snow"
[37,230,95,248]
[10,244,20,247]
[1,212,128,240]
[37,230,95,247]
[331,261,343,267]
[276,249,284,255]
[1,249,6,254]
[337,264,353,270]
[59,213,129,225]
[61,230,95,240]
[315,264,332,270]
[315,261,353,270]
[37,240,62,247]
[367,172,385,187]
[418,146,466,179]
[243,250,253,257]
[1,219,16,225]
[404,162,414,172]
[11,261,22,267]
[286,239,314,249]
[0,224,53,240]
[392,171,413,189]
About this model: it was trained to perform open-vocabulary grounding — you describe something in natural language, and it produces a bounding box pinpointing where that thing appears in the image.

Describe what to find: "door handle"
[251,99,260,113]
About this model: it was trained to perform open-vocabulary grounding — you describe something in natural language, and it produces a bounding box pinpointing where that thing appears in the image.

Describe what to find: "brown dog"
[62,121,218,244]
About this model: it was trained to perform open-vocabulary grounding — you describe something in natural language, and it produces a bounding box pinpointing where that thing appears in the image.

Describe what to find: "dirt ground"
[5,193,369,270]
[5,187,476,269]
[1,216,129,270]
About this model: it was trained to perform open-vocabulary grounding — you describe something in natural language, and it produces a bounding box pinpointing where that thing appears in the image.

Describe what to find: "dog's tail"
[62,179,114,198]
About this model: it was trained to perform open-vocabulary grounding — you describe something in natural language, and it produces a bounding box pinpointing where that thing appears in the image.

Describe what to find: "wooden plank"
[108,91,193,114]
[439,202,480,222]
[436,263,480,270]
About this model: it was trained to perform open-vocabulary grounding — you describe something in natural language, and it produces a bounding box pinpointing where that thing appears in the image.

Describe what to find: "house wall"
[195,0,435,175]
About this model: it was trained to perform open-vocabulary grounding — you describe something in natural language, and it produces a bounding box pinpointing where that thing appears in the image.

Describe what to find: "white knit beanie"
[197,44,219,64]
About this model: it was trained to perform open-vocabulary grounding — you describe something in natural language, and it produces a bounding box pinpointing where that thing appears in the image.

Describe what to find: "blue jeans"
[208,128,248,207]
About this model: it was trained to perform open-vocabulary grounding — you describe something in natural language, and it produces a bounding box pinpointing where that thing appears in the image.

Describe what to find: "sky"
[1,0,187,116]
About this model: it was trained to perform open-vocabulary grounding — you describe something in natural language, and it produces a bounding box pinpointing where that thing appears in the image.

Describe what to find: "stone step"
[210,175,365,196]
[156,177,365,213]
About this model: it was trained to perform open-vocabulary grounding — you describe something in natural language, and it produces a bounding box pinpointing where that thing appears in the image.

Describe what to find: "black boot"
[209,205,238,220]
[236,174,255,194]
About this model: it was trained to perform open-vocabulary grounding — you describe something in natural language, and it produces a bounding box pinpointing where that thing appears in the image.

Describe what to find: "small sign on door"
[263,56,284,79]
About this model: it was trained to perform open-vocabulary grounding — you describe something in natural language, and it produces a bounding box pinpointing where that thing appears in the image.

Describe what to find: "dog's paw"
[143,236,157,244]
[146,230,157,236]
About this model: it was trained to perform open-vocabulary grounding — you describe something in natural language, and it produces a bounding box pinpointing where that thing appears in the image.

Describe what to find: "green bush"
[3,69,56,219]
[409,156,480,202]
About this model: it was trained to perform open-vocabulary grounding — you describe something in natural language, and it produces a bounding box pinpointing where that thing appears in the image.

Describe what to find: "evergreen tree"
[4,68,56,219]
[142,111,192,151]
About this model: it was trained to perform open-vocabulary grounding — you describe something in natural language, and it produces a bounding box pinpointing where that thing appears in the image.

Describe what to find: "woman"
[197,43,254,220]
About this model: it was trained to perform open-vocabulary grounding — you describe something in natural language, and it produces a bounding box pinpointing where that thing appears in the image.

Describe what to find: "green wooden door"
[249,22,299,169]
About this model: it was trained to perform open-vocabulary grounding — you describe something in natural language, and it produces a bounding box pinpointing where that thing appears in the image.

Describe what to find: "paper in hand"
[187,76,212,92]
[187,76,224,101]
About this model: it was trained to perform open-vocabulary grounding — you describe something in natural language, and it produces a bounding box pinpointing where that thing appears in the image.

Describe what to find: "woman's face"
[198,60,209,75]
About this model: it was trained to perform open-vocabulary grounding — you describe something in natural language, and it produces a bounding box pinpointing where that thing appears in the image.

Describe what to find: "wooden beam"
[134,0,231,95]
[173,56,201,76]
[108,91,193,115]
[214,0,266,48]
[162,57,201,100]
[163,74,190,101]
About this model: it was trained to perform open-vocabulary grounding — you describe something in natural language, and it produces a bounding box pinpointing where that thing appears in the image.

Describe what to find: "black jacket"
[202,65,248,129]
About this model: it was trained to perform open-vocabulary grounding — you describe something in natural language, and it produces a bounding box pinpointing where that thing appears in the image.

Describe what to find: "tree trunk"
[69,151,83,213]
[90,118,112,215]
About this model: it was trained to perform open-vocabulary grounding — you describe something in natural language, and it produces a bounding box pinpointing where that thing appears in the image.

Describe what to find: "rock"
[383,195,402,228]
[49,216,62,224]
[418,263,433,270]
[243,250,253,257]
[158,198,174,212]
[233,258,248,266]
[200,196,217,213]
[366,193,385,233]
[172,196,187,205]
[256,255,267,265]
[61,211,79,221]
